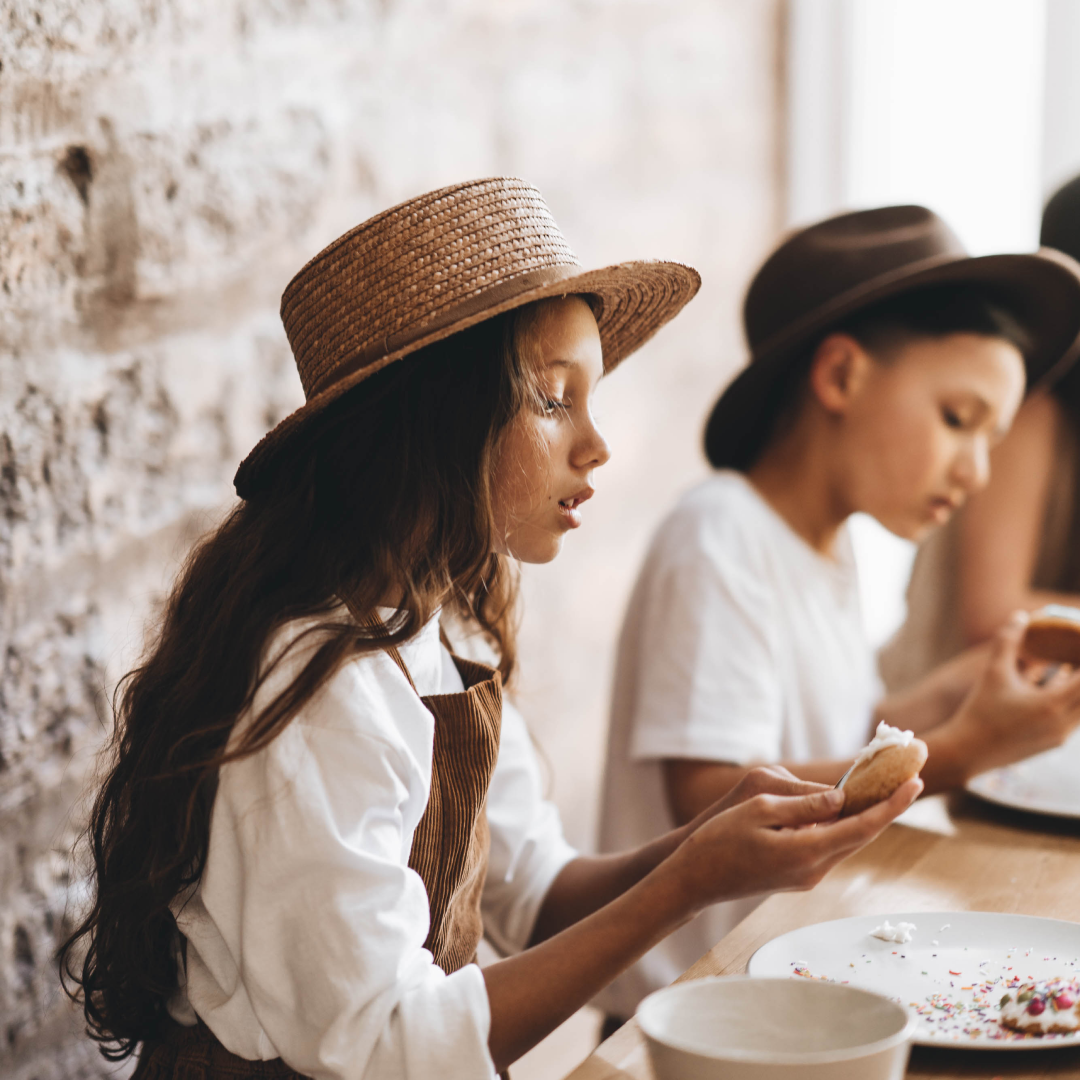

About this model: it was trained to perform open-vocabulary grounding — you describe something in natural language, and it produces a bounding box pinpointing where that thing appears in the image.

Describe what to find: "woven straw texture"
[286,178,577,397]
[235,177,700,496]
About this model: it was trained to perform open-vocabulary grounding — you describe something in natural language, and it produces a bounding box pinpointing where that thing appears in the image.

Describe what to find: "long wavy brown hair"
[60,302,548,1060]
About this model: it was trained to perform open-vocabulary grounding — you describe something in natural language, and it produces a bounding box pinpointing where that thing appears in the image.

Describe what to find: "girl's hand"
[932,611,1080,781]
[666,777,922,914]
[680,765,837,835]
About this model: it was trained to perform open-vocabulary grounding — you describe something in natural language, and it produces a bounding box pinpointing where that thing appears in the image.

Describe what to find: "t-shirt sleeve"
[627,508,784,766]
[481,698,577,956]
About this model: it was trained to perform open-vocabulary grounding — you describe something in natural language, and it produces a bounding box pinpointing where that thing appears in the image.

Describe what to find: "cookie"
[840,739,928,817]
[999,979,1080,1035]
[1023,605,1080,667]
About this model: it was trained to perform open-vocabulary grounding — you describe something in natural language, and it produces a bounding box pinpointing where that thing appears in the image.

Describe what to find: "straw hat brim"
[704,247,1080,470]
[235,258,700,497]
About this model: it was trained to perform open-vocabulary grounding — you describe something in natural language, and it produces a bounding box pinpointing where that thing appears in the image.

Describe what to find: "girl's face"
[492,296,610,563]
[825,331,1026,542]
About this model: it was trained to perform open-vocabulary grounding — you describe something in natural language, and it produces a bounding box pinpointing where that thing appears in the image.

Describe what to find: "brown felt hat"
[704,204,1080,470]
[235,177,701,497]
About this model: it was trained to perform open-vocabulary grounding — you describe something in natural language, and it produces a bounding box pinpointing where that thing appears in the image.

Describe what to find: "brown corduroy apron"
[134,640,503,1080]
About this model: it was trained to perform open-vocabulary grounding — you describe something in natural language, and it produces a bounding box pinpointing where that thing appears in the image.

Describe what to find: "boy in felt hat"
[596,204,1080,1023]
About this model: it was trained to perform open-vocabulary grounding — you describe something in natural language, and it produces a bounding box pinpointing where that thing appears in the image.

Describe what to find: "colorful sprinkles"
[790,956,1080,1043]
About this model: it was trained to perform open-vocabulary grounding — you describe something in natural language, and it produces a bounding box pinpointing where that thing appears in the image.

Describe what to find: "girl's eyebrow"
[544,356,604,389]
[965,394,1010,440]
[964,396,1002,436]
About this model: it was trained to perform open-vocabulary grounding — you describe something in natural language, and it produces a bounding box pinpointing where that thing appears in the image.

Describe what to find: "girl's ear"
[808,332,871,415]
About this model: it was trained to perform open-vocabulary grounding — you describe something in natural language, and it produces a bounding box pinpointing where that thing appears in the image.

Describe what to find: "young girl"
[883,175,1080,688]
[60,179,919,1080]
[597,203,1080,1023]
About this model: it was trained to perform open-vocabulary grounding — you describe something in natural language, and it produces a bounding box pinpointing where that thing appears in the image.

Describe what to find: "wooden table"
[564,794,1080,1080]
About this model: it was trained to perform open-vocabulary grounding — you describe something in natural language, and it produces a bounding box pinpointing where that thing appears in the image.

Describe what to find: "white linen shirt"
[595,471,882,1017]
[168,610,576,1080]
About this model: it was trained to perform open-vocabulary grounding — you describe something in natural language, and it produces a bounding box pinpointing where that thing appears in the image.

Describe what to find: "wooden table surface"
[563,793,1080,1080]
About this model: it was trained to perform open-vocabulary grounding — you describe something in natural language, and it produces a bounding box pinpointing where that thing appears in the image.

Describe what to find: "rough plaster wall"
[0,1,782,1075]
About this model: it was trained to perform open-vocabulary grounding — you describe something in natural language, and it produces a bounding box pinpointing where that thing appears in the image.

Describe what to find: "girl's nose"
[954,436,991,493]
[576,414,612,470]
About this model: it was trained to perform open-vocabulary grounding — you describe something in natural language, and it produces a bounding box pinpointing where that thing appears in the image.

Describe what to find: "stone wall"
[0,2,783,1075]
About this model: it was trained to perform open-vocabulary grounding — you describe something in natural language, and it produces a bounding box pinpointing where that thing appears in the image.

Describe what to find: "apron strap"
[384,640,419,694]
[339,597,421,695]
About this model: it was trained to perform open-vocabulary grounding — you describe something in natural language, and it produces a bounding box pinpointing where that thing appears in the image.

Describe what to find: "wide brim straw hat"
[235,177,701,498]
[704,204,1080,471]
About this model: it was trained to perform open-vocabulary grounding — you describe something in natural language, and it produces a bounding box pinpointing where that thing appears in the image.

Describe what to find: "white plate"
[748,911,1080,1049]
[967,729,1080,818]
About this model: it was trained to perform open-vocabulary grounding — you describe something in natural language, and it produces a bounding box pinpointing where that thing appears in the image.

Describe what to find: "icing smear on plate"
[870,919,917,944]
[852,721,915,769]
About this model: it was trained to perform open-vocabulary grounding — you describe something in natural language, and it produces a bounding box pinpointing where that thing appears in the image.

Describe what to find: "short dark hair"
[837,283,1032,360]
[740,284,1031,472]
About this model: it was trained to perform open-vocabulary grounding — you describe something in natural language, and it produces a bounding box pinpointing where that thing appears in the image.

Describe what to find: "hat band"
[306,262,585,399]
[749,251,975,364]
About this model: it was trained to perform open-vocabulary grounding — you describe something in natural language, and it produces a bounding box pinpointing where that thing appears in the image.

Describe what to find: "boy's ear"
[808,332,871,414]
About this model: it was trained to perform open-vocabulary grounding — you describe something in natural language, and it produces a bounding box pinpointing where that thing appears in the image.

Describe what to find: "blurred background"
[2,1,1080,1077]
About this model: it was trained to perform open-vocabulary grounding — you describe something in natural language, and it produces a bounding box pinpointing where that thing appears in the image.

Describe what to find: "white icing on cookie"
[853,721,915,770]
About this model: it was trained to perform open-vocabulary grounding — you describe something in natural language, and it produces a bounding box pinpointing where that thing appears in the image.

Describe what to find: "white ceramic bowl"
[637,975,916,1080]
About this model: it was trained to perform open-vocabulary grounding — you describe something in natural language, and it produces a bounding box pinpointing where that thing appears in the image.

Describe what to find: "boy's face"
[829,332,1026,542]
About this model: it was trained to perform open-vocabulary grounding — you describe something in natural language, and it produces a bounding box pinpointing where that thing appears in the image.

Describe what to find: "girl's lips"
[558,502,583,528]
[928,495,959,523]
[558,487,594,528]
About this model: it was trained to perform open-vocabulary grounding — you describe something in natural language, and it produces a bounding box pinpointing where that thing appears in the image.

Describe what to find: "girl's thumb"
[770,787,845,827]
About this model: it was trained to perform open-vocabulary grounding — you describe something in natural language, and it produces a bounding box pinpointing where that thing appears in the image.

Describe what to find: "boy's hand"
[668,777,922,913]
[939,611,1080,779]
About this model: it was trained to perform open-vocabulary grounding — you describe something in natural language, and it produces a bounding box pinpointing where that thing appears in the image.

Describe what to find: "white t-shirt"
[169,609,576,1080]
[595,470,882,1018]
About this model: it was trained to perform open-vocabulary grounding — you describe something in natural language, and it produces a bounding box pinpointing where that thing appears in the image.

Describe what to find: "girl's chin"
[895,517,939,543]
[504,533,566,565]
[867,511,933,544]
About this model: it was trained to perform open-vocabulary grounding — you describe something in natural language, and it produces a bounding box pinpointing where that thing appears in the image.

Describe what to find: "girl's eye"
[543,397,568,415]
[942,407,965,430]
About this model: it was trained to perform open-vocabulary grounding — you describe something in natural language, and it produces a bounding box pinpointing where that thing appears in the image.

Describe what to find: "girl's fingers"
[745,768,834,800]
[799,778,922,855]
[758,787,845,828]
